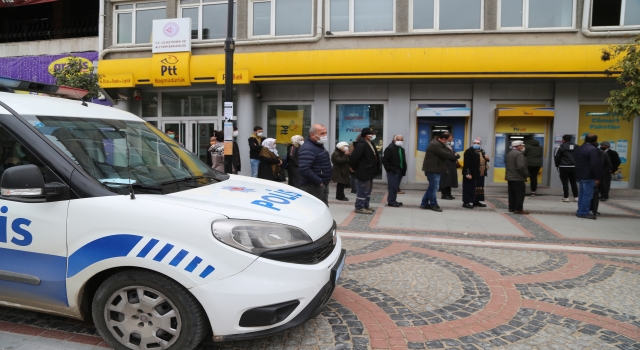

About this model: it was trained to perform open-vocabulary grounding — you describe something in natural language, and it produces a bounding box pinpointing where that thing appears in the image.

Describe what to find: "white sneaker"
[561,198,570,202]
[574,197,579,202]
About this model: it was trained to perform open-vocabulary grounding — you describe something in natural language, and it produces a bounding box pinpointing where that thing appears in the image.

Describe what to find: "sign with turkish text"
[99,74,134,88]
[152,18,191,54]
[275,110,303,144]
[151,52,191,87]
[217,70,250,84]
[337,104,369,144]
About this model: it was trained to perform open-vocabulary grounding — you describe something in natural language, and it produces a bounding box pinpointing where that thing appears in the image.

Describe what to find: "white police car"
[0,78,345,350]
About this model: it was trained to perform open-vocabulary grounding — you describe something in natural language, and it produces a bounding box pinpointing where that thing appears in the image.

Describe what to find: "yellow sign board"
[275,110,304,144]
[151,52,191,87]
[216,70,250,84]
[99,74,134,88]
[496,107,554,118]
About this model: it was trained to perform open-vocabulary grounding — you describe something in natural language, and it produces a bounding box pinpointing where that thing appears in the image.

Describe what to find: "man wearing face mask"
[420,132,460,212]
[382,135,407,207]
[350,128,381,214]
[231,126,241,174]
[248,126,265,177]
[298,124,332,206]
[598,141,620,201]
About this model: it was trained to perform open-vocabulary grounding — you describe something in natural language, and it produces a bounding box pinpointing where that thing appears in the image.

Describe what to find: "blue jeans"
[577,179,595,216]
[355,179,373,210]
[421,172,441,207]
[250,159,260,178]
[387,171,400,204]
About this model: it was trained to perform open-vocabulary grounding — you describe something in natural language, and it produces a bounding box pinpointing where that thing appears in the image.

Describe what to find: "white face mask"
[256,132,263,137]
[395,141,403,147]
[232,131,239,137]
[317,135,328,144]
[343,146,349,152]
[521,147,526,152]
[299,141,304,146]
[369,135,376,141]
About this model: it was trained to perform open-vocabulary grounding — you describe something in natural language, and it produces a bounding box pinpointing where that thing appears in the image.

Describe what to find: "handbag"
[273,168,287,182]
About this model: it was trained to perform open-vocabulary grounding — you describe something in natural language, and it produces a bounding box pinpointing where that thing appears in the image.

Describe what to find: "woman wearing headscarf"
[286,135,304,188]
[208,131,225,172]
[439,133,459,200]
[331,142,351,201]
[462,137,490,209]
[258,138,283,181]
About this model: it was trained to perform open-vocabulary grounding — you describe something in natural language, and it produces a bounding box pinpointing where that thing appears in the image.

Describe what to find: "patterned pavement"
[1,189,640,350]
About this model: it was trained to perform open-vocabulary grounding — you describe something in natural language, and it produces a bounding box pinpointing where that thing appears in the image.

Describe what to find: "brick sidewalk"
[1,189,639,350]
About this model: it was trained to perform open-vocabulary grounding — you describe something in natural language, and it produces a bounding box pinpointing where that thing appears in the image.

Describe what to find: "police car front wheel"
[92,270,209,350]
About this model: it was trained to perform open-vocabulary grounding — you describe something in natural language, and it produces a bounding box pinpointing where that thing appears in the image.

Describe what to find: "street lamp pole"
[223,0,235,174]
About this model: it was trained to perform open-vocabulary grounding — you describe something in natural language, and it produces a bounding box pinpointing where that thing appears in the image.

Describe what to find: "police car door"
[0,126,70,310]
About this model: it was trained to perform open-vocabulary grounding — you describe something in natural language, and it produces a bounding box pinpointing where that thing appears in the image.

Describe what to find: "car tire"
[92,269,209,350]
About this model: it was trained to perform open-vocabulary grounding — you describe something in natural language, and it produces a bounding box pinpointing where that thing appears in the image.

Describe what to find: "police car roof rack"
[0,77,89,101]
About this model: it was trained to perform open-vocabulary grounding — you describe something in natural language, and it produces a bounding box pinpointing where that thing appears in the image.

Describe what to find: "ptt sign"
[151,52,191,87]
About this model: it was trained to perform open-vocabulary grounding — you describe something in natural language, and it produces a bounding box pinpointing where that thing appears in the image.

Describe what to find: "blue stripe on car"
[137,239,159,258]
[153,244,174,262]
[169,249,188,266]
[199,265,215,278]
[67,234,142,278]
[184,256,202,272]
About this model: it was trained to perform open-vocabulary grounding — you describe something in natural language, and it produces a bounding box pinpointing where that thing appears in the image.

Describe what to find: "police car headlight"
[212,220,312,255]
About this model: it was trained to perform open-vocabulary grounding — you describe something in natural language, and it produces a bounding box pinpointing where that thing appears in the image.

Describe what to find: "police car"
[0,78,345,350]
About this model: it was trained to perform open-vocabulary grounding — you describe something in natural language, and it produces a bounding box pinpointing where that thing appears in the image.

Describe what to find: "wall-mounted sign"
[216,70,250,84]
[151,52,191,86]
[152,18,191,54]
[99,74,134,88]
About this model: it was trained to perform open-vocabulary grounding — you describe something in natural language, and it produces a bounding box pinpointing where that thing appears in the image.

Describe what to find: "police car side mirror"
[1,165,45,197]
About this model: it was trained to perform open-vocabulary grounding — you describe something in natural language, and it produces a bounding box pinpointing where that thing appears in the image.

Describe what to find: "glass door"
[161,119,220,164]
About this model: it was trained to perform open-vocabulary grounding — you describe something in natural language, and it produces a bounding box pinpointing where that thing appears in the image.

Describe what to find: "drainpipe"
[99,0,324,60]
[98,0,104,52]
[581,0,638,37]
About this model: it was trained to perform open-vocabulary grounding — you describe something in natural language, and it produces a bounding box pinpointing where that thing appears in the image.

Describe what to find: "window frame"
[409,0,484,33]
[248,0,315,38]
[497,0,576,30]
[113,1,167,45]
[588,0,640,31]
[178,0,237,41]
[327,0,397,34]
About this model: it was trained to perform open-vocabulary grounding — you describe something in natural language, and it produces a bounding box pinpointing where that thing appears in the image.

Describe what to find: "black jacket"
[286,144,301,188]
[298,138,332,186]
[575,142,603,181]
[554,142,577,168]
[421,139,459,174]
[232,140,241,172]
[604,149,621,173]
[463,147,489,179]
[382,142,407,176]
[350,138,380,181]
[600,149,612,173]
[248,135,265,159]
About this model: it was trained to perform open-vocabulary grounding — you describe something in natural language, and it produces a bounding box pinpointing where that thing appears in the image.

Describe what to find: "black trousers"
[508,181,525,211]
[558,167,578,198]
[599,172,612,199]
[528,166,541,192]
[336,183,346,199]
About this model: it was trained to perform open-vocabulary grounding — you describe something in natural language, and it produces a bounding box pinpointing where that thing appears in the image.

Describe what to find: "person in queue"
[331,142,351,201]
[298,124,332,206]
[350,128,380,214]
[208,131,225,172]
[554,134,579,202]
[382,134,407,207]
[574,133,603,219]
[248,126,265,177]
[523,138,543,197]
[231,126,241,174]
[257,138,283,182]
[286,135,304,188]
[505,140,529,214]
[462,137,490,209]
[438,133,459,200]
[420,132,459,212]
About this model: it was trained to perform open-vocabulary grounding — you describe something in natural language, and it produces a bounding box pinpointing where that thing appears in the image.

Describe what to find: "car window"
[0,127,45,180]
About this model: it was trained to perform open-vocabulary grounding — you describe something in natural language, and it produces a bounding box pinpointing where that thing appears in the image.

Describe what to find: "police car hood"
[151,175,334,241]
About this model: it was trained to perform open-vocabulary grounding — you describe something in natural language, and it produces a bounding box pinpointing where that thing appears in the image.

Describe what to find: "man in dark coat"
[382,135,407,207]
[350,128,380,214]
[248,126,265,177]
[523,138,543,197]
[554,134,579,202]
[438,133,459,200]
[505,140,529,214]
[420,132,459,212]
[298,124,332,206]
[574,133,603,219]
[331,142,351,201]
[599,141,621,201]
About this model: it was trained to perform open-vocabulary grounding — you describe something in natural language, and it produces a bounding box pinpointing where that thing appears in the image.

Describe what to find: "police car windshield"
[26,116,224,194]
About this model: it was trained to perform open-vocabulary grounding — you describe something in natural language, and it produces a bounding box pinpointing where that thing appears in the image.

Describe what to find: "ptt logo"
[251,189,302,211]
[0,206,32,247]
[160,55,179,76]
[511,124,527,132]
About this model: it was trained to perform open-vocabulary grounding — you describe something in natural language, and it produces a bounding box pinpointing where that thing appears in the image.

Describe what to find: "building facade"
[98,0,640,189]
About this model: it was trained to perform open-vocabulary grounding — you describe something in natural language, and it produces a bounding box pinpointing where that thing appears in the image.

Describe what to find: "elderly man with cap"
[350,128,380,214]
[505,140,530,214]
[598,141,621,201]
[382,134,407,207]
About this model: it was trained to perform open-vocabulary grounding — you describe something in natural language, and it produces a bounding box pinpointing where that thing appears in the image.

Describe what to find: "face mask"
[369,135,376,141]
[299,141,304,146]
[168,134,175,139]
[232,131,239,137]
[473,144,480,149]
[256,132,263,137]
[521,147,526,152]
[317,136,328,144]
[447,141,452,146]
[343,146,349,152]
[395,141,403,147]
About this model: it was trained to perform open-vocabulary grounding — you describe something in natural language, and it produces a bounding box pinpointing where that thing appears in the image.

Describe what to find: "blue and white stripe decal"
[67,234,216,279]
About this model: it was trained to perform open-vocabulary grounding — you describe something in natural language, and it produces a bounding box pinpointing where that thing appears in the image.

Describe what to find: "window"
[591,0,640,28]
[329,0,394,33]
[162,91,218,117]
[411,0,482,31]
[0,127,44,180]
[114,1,166,44]
[499,0,575,29]
[250,0,313,37]
[266,104,312,157]
[180,0,236,40]
[335,104,384,179]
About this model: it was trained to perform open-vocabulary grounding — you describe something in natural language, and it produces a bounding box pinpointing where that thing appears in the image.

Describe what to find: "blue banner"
[337,105,369,143]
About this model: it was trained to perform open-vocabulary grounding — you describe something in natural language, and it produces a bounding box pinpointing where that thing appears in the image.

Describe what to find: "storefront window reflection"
[162,91,217,117]
[267,105,311,156]
[142,92,158,118]
[335,104,384,179]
